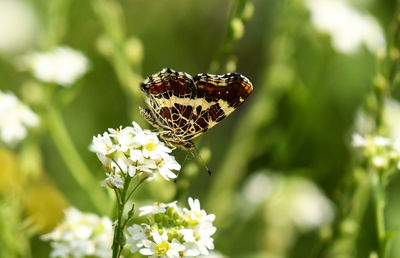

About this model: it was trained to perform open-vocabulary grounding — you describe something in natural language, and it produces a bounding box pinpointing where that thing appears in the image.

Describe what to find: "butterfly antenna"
[174,151,191,183]
[191,146,212,176]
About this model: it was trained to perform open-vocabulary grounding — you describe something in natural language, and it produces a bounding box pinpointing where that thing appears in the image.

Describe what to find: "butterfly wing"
[181,72,253,141]
[140,68,197,136]
[140,69,253,145]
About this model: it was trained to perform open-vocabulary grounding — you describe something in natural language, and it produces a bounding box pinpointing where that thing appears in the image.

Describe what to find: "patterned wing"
[140,68,253,146]
[140,68,197,135]
[181,72,253,141]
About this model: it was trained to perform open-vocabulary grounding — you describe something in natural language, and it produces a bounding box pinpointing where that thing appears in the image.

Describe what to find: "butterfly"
[139,68,253,150]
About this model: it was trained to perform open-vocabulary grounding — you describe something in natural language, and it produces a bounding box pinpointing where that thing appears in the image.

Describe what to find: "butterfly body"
[140,68,253,150]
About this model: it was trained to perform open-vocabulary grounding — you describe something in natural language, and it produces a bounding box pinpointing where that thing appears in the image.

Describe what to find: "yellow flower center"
[187,211,203,226]
[155,241,170,254]
[144,141,157,152]
[188,216,200,227]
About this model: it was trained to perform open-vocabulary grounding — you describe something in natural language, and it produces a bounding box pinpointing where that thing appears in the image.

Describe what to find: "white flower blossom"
[139,201,178,216]
[90,122,181,188]
[127,224,150,253]
[263,175,334,231]
[157,153,180,180]
[305,0,385,54]
[352,133,400,171]
[0,0,39,55]
[127,197,216,257]
[236,171,334,231]
[18,46,89,86]
[0,91,39,146]
[41,207,113,258]
[352,99,400,171]
[286,179,334,230]
[103,173,124,189]
[90,132,116,156]
[184,197,216,226]
[140,231,185,258]
[352,134,391,148]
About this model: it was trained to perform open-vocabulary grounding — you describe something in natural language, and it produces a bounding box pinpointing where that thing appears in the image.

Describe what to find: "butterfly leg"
[139,107,162,129]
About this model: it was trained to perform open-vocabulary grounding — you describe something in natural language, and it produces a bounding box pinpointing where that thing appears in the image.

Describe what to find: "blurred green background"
[1,0,399,257]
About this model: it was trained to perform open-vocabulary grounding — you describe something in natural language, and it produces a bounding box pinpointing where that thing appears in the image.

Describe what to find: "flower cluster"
[41,207,113,258]
[305,0,385,54]
[0,90,39,146]
[127,197,216,257]
[90,122,180,188]
[352,133,400,171]
[18,46,89,86]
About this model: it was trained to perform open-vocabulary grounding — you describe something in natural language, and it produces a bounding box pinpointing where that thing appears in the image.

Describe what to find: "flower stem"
[112,176,130,258]
[376,10,400,129]
[372,171,388,258]
[208,0,250,73]
[45,107,110,214]
[370,8,400,256]
[111,176,147,258]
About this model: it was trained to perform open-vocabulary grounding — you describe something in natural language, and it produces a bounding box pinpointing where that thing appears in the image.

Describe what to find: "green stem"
[370,8,400,256]
[45,107,110,214]
[111,176,147,258]
[372,171,388,258]
[376,10,400,128]
[387,13,400,90]
[208,0,249,73]
[126,176,148,202]
[112,177,130,258]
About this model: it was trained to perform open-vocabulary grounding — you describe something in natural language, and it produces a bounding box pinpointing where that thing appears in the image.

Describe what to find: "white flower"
[305,0,385,54]
[180,222,216,256]
[352,133,400,172]
[127,224,150,253]
[0,0,39,55]
[0,91,39,146]
[184,198,215,226]
[240,172,334,232]
[287,179,334,230]
[233,172,277,220]
[352,133,392,148]
[90,132,116,156]
[18,46,89,86]
[103,173,124,189]
[264,175,334,231]
[91,121,181,188]
[140,231,185,258]
[352,133,367,147]
[157,154,180,180]
[372,156,386,169]
[127,197,216,257]
[139,201,178,216]
[41,207,113,258]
